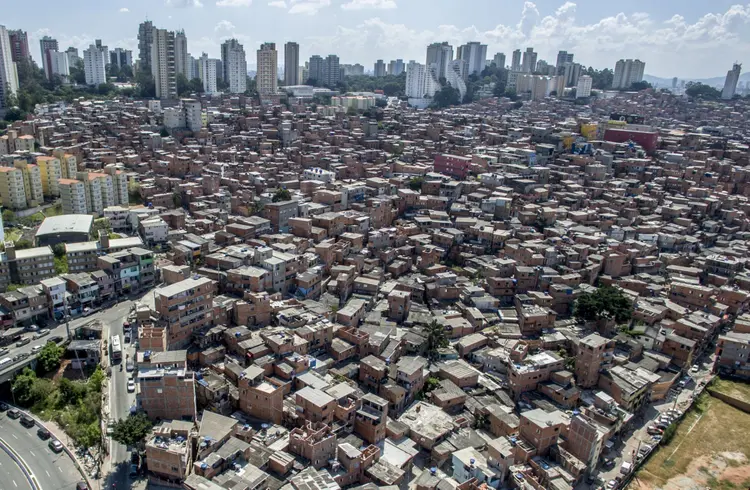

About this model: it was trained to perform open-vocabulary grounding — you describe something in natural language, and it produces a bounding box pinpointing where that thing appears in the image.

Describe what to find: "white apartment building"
[405,61,440,101]
[151,28,177,99]
[722,63,742,100]
[199,53,218,95]
[0,167,28,210]
[425,42,453,80]
[257,43,278,95]
[0,26,19,110]
[104,206,130,232]
[59,179,88,215]
[521,47,537,73]
[50,51,70,80]
[457,42,487,75]
[139,216,169,245]
[164,99,202,132]
[612,59,645,89]
[576,75,593,98]
[222,40,247,94]
[83,44,106,86]
[516,74,565,100]
[446,60,467,100]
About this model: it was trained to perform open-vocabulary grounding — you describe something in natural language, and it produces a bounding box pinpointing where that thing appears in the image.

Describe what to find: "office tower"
[309,55,324,83]
[511,49,522,72]
[672,77,678,89]
[535,60,553,76]
[174,30,188,78]
[493,52,506,69]
[39,36,58,79]
[0,26,19,111]
[405,61,439,99]
[138,20,154,73]
[256,43,278,95]
[50,51,70,81]
[83,44,107,86]
[563,62,582,87]
[151,28,177,99]
[66,47,81,67]
[8,30,29,62]
[198,53,218,94]
[576,75,592,98]
[555,50,574,74]
[456,42,487,75]
[374,59,386,77]
[94,40,109,66]
[521,47,537,73]
[185,55,199,80]
[722,63,742,100]
[426,42,453,79]
[222,39,247,93]
[322,54,340,87]
[110,48,133,68]
[215,60,223,82]
[612,59,645,89]
[284,42,299,86]
[387,59,404,76]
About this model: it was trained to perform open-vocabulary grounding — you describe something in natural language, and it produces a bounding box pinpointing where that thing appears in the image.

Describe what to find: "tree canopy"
[685,82,722,100]
[272,188,292,202]
[424,320,449,361]
[111,413,154,448]
[37,341,63,374]
[431,85,461,108]
[574,286,632,324]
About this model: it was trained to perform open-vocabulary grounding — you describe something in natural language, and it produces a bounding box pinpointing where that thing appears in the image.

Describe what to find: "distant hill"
[644,72,750,88]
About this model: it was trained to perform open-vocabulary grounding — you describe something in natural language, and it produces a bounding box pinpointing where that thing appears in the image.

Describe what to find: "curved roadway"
[0,442,32,489]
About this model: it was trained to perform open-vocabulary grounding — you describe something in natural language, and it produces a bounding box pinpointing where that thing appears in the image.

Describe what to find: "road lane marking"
[28,451,34,457]
[45,470,50,477]
[11,434,17,440]
[12,480,17,487]
[58,466,62,473]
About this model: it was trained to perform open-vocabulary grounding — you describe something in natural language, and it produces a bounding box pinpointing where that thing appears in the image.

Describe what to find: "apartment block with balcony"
[0,166,29,210]
[716,332,750,379]
[36,156,63,197]
[61,273,100,312]
[65,241,101,273]
[59,178,88,215]
[5,242,55,285]
[155,276,215,350]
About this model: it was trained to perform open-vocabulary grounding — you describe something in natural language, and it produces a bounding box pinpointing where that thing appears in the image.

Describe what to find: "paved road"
[0,442,33,490]
[0,411,82,490]
[101,303,137,490]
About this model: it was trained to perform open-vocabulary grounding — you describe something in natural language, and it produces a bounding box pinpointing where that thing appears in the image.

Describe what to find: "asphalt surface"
[0,442,33,490]
[0,411,82,490]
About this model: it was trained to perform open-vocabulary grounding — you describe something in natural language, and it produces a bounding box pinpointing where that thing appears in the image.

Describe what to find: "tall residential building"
[8,30,29,63]
[373,59,386,77]
[221,39,247,94]
[36,156,63,197]
[0,26,19,110]
[555,50,574,73]
[186,54,199,81]
[50,51,70,81]
[198,53,218,95]
[521,47,537,73]
[722,63,742,100]
[151,28,177,99]
[65,47,81,68]
[110,48,133,68]
[493,52,506,69]
[308,55,324,83]
[137,20,154,73]
[387,59,404,76]
[94,39,109,66]
[563,62,582,87]
[321,54,340,87]
[39,36,58,80]
[405,61,439,99]
[457,42,487,75]
[59,179,87,215]
[341,64,364,76]
[174,30,188,78]
[511,49,522,72]
[83,44,107,86]
[426,42,453,79]
[284,42,299,86]
[256,43,277,95]
[612,59,645,89]
[576,74,593,99]
[0,167,28,209]
[154,276,215,349]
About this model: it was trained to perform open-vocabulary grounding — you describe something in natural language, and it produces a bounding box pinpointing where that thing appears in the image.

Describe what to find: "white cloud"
[341,0,396,10]
[216,0,252,6]
[288,0,331,15]
[118,7,130,13]
[215,20,236,31]
[268,0,286,7]
[165,0,203,7]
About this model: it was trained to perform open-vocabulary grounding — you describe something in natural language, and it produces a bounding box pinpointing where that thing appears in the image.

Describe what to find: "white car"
[691,365,700,373]
[31,345,42,354]
[127,380,135,392]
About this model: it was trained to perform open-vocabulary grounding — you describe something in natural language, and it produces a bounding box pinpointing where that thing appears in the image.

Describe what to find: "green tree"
[135,69,156,98]
[176,73,190,96]
[272,188,291,202]
[188,78,205,94]
[54,255,68,275]
[160,128,170,137]
[90,217,112,239]
[12,368,40,406]
[628,81,653,91]
[431,85,461,109]
[14,239,33,250]
[2,209,16,224]
[4,107,25,122]
[408,177,424,191]
[111,413,154,449]
[424,320,449,361]
[574,286,633,324]
[173,192,183,208]
[685,82,721,100]
[37,341,64,374]
[88,365,105,393]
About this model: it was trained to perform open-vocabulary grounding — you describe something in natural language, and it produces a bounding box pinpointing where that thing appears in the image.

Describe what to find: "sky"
[4,0,750,78]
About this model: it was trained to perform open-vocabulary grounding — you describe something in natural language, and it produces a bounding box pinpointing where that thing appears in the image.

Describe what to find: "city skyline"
[3,0,748,79]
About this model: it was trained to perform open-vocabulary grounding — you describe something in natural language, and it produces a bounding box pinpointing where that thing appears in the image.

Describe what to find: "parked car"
[126,360,134,372]
[7,408,20,419]
[0,402,8,411]
[24,324,39,332]
[76,483,89,490]
[20,414,35,428]
[37,427,51,439]
[33,329,50,339]
[127,379,136,392]
[0,348,9,356]
[647,426,663,435]
[49,439,64,453]
[49,336,64,344]
[691,365,700,373]
[31,345,42,354]
[15,337,30,347]
[129,463,139,478]
[82,307,92,317]
[13,352,29,362]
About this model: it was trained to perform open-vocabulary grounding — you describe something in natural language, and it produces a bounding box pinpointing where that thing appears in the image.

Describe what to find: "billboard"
[609,113,645,125]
